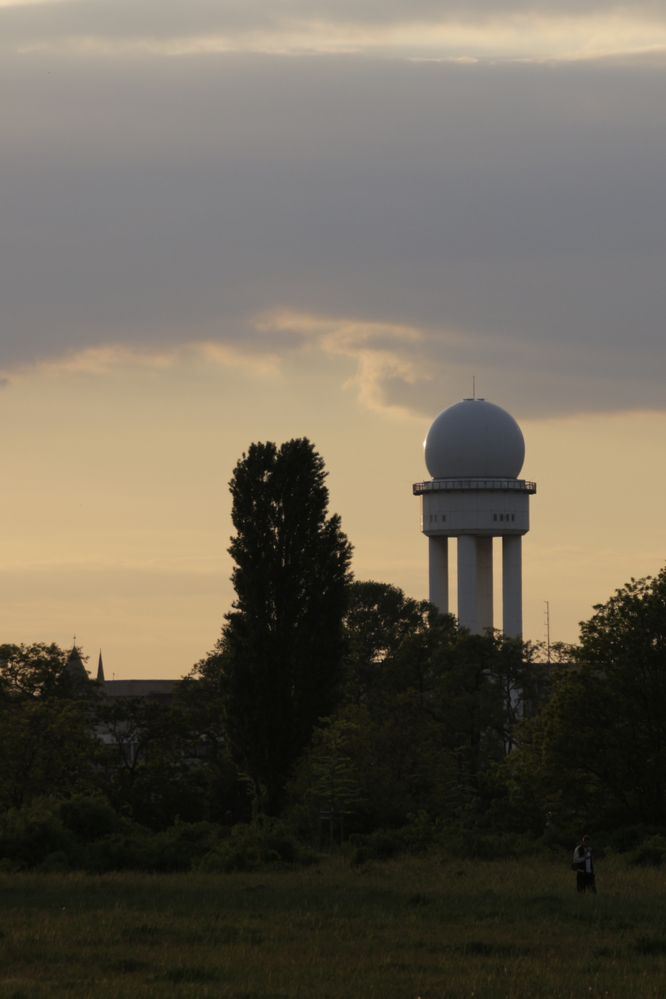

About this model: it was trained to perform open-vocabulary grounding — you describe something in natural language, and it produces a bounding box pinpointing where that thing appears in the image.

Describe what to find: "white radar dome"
[424,399,525,479]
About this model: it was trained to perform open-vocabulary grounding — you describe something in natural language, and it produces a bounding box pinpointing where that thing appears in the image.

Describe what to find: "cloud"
[258,306,666,422]
[4,0,666,61]
[4,1,666,36]
[9,342,281,381]
[1,53,665,418]
[259,310,430,417]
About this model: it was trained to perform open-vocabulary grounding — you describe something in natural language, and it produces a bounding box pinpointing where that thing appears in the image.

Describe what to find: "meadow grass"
[0,854,665,998]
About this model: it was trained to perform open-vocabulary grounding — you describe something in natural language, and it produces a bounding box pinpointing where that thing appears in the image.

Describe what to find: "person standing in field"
[573,834,596,893]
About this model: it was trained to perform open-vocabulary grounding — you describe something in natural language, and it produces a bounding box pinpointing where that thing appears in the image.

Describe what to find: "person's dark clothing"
[573,843,596,893]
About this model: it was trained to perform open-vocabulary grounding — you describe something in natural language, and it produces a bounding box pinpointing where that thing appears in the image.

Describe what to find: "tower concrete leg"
[428,536,449,614]
[457,534,478,633]
[476,536,494,633]
[502,535,523,638]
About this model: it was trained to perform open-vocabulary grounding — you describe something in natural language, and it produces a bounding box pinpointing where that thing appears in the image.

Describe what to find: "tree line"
[1,438,665,870]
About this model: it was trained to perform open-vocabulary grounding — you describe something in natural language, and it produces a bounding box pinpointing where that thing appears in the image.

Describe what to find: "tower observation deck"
[414,399,536,637]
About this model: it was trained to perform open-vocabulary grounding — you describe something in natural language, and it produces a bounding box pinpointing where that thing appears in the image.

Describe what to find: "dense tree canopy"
[213,438,353,812]
[341,580,434,706]
[2,549,665,870]
[293,581,540,834]
[507,568,666,831]
[0,643,89,700]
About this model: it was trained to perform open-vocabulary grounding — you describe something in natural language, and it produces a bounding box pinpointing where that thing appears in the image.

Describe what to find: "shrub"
[150,821,221,871]
[350,829,406,865]
[84,828,158,872]
[0,801,314,873]
[350,816,538,866]
[453,831,537,860]
[605,825,665,853]
[84,822,220,872]
[628,835,666,867]
[39,850,70,872]
[198,819,317,872]
[540,822,580,854]
[350,813,439,865]
[0,799,75,868]
[59,796,120,841]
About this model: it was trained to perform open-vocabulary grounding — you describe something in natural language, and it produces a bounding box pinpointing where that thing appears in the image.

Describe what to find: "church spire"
[65,642,88,683]
[96,650,105,683]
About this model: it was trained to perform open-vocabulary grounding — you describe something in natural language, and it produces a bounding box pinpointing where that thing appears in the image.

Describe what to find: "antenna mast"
[544,601,551,664]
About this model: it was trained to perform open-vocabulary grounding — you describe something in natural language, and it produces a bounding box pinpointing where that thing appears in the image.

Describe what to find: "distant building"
[65,644,89,683]
[101,679,177,702]
[64,644,179,768]
[413,398,537,637]
[66,644,177,701]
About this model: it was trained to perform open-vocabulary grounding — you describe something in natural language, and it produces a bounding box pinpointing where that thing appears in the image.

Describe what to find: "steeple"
[96,650,105,683]
[65,643,88,682]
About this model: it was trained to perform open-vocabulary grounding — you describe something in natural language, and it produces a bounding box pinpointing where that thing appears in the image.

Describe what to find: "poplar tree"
[221,438,352,813]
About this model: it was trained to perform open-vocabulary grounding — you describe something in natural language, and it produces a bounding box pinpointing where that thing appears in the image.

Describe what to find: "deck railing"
[413,478,537,495]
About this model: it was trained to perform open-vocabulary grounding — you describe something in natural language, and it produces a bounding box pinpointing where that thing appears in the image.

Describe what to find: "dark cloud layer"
[2,51,665,416]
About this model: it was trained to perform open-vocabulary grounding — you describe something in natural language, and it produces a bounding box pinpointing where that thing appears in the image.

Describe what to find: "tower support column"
[457,534,478,633]
[476,536,494,633]
[503,535,523,638]
[428,536,449,614]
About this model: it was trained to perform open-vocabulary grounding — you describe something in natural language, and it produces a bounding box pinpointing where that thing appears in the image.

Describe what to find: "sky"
[1,0,665,677]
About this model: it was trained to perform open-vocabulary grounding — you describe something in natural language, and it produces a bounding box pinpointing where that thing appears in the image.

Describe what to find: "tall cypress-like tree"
[221,438,353,813]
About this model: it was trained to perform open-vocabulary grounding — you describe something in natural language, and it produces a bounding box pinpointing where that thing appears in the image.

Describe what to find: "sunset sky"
[2,0,665,678]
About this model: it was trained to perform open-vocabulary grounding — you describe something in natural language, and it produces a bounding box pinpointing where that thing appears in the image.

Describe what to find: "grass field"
[0,855,665,998]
